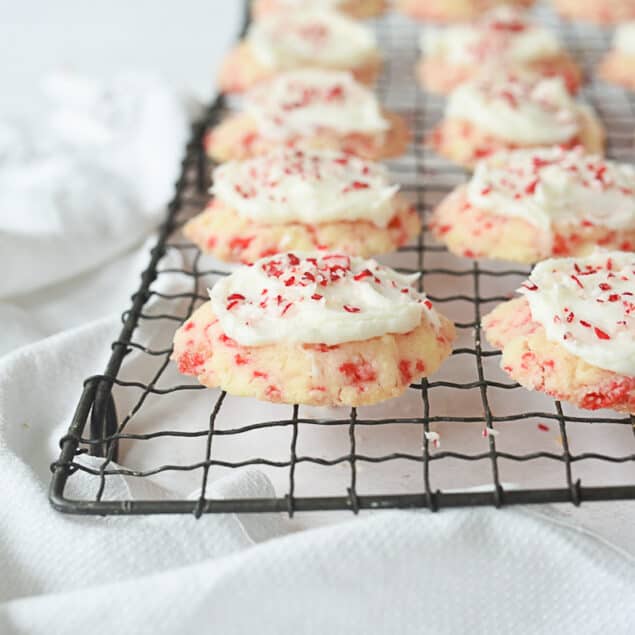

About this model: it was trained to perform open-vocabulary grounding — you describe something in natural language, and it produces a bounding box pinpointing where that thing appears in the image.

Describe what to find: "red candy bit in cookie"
[177,351,205,375]
[339,360,377,386]
[399,360,413,384]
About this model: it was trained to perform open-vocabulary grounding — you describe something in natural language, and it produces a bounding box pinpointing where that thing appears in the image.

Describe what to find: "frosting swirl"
[446,73,581,144]
[209,253,439,346]
[248,9,377,69]
[423,7,562,66]
[467,148,635,239]
[245,70,389,141]
[520,250,635,376]
[212,149,400,227]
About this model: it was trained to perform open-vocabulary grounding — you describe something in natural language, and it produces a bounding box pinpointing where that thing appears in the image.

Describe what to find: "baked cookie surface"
[219,10,382,93]
[173,253,456,406]
[253,0,387,20]
[398,0,534,22]
[483,251,635,414]
[429,73,604,168]
[432,148,635,263]
[207,70,410,162]
[418,7,581,95]
[184,150,420,263]
[552,0,635,24]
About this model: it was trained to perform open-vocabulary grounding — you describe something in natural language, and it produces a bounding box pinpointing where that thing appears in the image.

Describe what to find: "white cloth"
[0,70,189,298]
[1,5,634,633]
[0,308,634,634]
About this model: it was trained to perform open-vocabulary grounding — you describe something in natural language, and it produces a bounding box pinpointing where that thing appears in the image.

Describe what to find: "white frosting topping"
[446,73,581,144]
[245,70,389,141]
[520,250,635,376]
[212,149,399,228]
[614,22,635,56]
[468,148,635,240]
[210,253,440,346]
[248,10,377,69]
[422,7,562,65]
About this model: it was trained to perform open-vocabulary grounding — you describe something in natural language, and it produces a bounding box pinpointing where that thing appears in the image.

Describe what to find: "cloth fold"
[1,70,189,299]
[1,313,634,634]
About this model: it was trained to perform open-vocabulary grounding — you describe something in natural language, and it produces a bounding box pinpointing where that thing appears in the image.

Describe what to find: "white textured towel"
[1,313,635,634]
[0,70,189,298]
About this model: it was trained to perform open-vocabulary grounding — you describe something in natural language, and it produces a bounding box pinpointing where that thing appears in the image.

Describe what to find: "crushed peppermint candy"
[247,9,378,72]
[519,250,635,376]
[244,69,389,141]
[209,252,441,347]
[423,6,561,66]
[467,147,635,236]
[212,149,400,228]
[424,431,441,449]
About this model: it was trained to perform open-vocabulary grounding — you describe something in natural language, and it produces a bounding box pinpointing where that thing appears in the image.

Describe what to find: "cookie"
[173,253,456,406]
[398,0,534,22]
[552,0,635,24]
[219,10,382,93]
[428,72,605,169]
[483,251,635,414]
[184,150,421,263]
[432,148,635,263]
[253,0,387,20]
[599,23,635,90]
[206,70,410,162]
[418,7,582,95]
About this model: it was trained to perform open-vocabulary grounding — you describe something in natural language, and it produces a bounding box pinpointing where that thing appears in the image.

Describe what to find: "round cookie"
[552,0,635,24]
[219,10,382,94]
[173,253,456,407]
[428,73,604,169]
[206,70,410,162]
[398,0,534,22]
[483,251,635,414]
[599,23,635,90]
[184,150,420,263]
[418,8,582,95]
[253,0,387,20]
[432,148,635,263]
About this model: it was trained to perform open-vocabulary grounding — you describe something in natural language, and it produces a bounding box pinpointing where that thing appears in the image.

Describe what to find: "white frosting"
[210,253,440,346]
[468,148,635,241]
[245,70,389,141]
[614,22,635,56]
[446,73,581,145]
[248,10,377,69]
[520,250,635,376]
[212,149,399,228]
[422,7,562,66]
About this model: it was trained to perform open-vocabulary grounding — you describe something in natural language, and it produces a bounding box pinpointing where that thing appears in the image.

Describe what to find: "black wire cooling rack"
[50,2,635,516]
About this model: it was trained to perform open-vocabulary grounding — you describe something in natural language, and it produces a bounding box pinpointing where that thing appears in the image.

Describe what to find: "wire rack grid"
[50,2,635,517]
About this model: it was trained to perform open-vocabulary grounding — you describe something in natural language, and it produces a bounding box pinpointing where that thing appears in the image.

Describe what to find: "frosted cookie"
[552,0,635,24]
[253,0,387,20]
[206,70,410,162]
[429,73,604,169]
[418,7,582,95]
[219,10,382,93]
[398,0,534,22]
[184,150,420,263]
[432,148,635,263]
[483,251,635,413]
[172,253,456,406]
[599,23,635,90]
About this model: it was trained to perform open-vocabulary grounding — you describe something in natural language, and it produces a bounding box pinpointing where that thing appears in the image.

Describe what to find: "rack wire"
[50,2,635,516]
